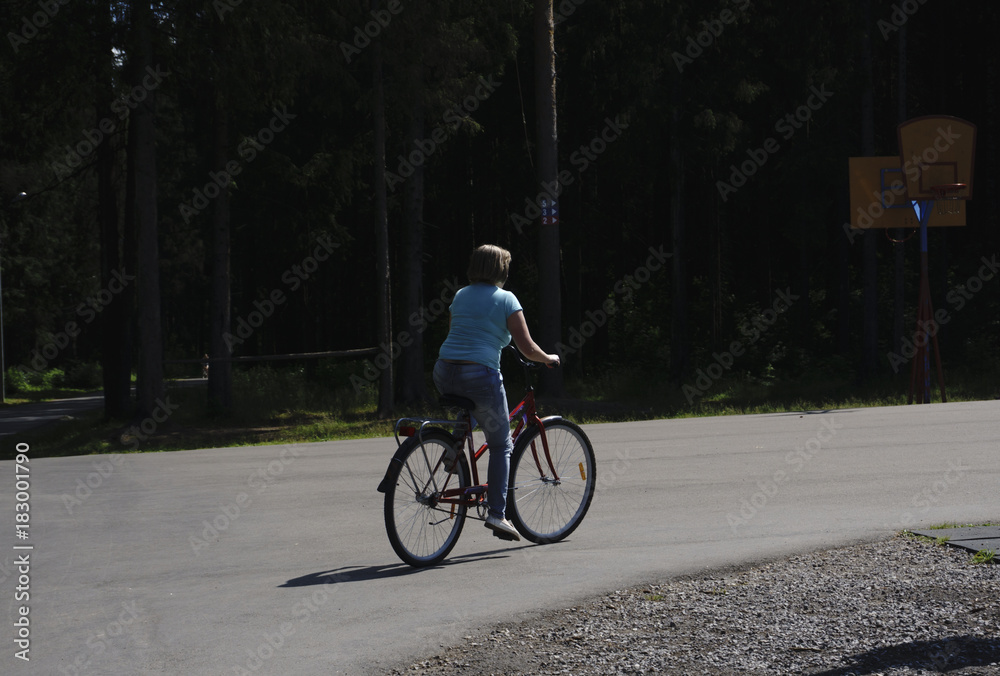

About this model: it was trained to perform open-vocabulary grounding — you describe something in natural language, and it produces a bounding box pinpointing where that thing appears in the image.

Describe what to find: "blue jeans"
[432,360,512,520]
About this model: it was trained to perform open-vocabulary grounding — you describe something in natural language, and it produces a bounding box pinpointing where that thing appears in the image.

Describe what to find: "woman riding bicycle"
[432,244,560,541]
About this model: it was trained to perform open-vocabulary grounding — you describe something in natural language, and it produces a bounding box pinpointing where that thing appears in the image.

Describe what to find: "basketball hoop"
[931,183,967,215]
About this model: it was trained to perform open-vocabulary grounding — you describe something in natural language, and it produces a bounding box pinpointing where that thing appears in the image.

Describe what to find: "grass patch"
[970,549,996,565]
[6,360,1000,459]
[901,524,1000,562]
[6,364,392,459]
[1,386,97,406]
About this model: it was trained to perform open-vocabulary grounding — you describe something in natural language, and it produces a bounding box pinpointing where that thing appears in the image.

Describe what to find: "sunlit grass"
[6,359,998,459]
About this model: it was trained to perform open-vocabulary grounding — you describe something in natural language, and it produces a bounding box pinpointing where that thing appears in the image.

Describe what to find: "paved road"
[0,400,997,674]
[0,393,104,437]
[0,379,205,438]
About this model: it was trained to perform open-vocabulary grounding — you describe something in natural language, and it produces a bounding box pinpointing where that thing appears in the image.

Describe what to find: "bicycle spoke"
[508,420,596,544]
[385,432,469,567]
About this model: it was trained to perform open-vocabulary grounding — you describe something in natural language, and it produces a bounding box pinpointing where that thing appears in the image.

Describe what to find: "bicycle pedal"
[491,529,519,542]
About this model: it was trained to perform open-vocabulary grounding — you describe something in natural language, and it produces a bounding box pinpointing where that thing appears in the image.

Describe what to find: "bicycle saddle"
[439,394,476,411]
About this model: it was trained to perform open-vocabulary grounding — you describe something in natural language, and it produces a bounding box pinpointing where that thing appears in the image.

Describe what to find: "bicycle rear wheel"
[507,419,596,544]
[384,430,470,567]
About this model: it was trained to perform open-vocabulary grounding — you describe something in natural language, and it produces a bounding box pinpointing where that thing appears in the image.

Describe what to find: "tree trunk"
[668,80,689,380]
[372,0,393,417]
[860,0,879,380]
[398,105,427,405]
[893,23,907,370]
[835,112,851,357]
[131,0,164,416]
[96,4,132,419]
[535,0,563,395]
[207,97,233,410]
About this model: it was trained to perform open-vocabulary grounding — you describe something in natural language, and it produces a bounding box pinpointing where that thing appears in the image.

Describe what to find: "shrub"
[64,362,103,390]
[41,368,66,389]
[5,367,30,393]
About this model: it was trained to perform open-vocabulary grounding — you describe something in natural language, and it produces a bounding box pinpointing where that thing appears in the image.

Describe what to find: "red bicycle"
[377,348,596,567]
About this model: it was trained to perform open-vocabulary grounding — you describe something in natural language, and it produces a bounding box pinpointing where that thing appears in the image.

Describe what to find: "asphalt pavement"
[0,392,104,437]
[0,399,997,674]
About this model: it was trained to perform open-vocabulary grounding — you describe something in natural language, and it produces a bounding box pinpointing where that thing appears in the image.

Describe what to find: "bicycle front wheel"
[384,431,470,567]
[507,419,596,544]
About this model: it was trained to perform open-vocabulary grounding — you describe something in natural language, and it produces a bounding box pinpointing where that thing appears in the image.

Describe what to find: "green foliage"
[64,362,103,390]
[41,368,66,389]
[970,549,996,565]
[7,367,65,391]
[2,364,102,400]
[230,363,370,423]
[4,367,30,394]
[1,0,997,418]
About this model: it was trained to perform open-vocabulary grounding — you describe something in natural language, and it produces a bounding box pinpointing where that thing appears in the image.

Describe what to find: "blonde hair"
[467,244,511,286]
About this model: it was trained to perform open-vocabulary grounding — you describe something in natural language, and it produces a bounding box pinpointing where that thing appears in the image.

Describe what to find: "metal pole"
[1,192,27,404]
[908,199,946,404]
[0,232,5,404]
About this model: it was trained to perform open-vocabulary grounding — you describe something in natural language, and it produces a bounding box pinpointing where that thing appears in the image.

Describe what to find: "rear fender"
[377,427,456,493]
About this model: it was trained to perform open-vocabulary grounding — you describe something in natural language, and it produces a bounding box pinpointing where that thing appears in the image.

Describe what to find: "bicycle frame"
[393,361,562,514]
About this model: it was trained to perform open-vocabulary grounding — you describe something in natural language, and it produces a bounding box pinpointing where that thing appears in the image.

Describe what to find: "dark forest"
[1,0,998,421]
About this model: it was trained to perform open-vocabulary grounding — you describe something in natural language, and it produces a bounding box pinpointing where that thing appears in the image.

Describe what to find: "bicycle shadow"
[279,565,422,587]
[809,636,1000,675]
[279,544,543,587]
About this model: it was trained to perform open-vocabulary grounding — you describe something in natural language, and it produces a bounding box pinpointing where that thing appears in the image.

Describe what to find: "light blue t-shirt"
[439,284,523,370]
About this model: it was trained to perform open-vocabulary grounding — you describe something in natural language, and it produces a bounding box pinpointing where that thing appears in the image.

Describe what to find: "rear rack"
[393,417,465,448]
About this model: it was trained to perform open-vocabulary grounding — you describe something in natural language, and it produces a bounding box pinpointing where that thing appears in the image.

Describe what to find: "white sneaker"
[485,515,521,541]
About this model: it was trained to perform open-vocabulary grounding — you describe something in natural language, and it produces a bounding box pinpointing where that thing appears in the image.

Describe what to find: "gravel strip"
[389,535,1000,675]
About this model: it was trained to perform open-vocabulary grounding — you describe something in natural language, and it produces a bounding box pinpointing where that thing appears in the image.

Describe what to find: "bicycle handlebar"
[505,345,559,369]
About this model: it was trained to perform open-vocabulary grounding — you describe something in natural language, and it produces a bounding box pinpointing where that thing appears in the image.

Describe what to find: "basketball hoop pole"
[908,200,947,404]
[888,116,975,404]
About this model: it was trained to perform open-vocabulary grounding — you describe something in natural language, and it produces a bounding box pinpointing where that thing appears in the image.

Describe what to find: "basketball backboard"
[897,115,976,201]
[848,156,965,229]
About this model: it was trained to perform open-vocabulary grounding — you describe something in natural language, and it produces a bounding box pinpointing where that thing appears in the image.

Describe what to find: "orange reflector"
[399,426,416,437]
[579,462,586,480]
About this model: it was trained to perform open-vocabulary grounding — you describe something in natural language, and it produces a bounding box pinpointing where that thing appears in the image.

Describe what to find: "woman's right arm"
[507,310,560,366]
